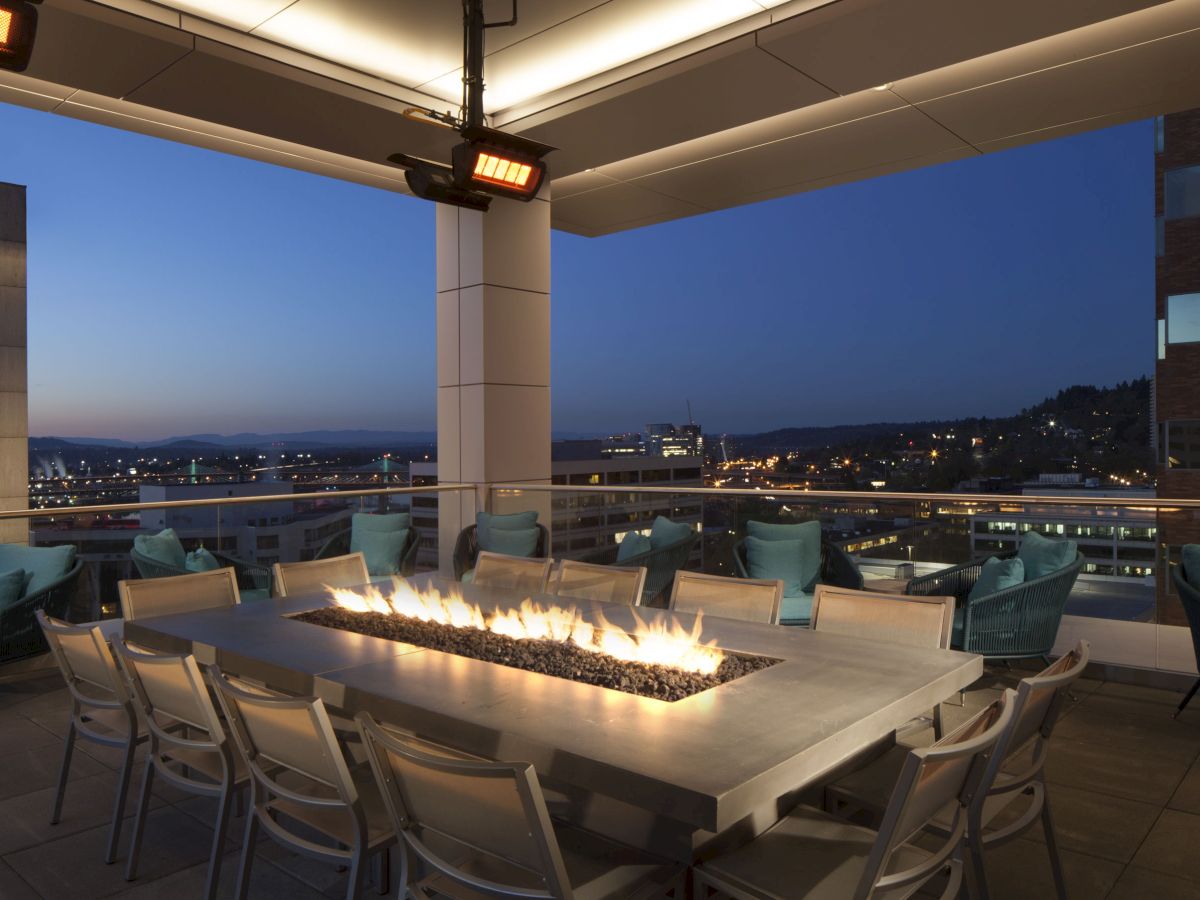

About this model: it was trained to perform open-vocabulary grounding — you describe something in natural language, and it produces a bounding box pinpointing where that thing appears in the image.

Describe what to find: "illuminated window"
[1165,165,1200,220]
[1167,293,1200,344]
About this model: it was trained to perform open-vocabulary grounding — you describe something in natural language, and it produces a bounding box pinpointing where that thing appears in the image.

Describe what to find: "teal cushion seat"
[477,511,539,554]
[239,588,270,603]
[1016,532,1078,581]
[779,591,814,625]
[649,516,692,549]
[617,533,651,562]
[357,528,410,576]
[133,528,186,571]
[0,569,26,612]
[968,557,1025,602]
[0,544,77,597]
[747,520,821,593]
[745,536,810,598]
[185,548,220,573]
[483,527,539,558]
[1182,544,1200,591]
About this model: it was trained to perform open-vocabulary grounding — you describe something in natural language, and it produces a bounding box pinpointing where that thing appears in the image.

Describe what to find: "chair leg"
[234,807,260,900]
[346,849,369,900]
[50,721,77,825]
[1174,677,1200,719]
[967,832,989,900]
[124,760,156,881]
[1040,789,1068,900]
[105,735,138,864]
[933,704,944,741]
[204,783,236,900]
[375,847,390,896]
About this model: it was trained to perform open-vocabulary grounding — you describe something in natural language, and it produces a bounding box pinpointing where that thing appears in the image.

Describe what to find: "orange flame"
[326,581,724,675]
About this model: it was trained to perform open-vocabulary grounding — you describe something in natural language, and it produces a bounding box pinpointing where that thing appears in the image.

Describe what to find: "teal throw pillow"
[0,569,25,612]
[967,556,1025,603]
[1017,531,1077,581]
[482,526,539,558]
[746,520,821,593]
[357,528,410,577]
[1182,544,1200,591]
[616,532,652,562]
[745,536,811,598]
[185,548,220,572]
[352,512,411,534]
[0,544,77,597]
[134,528,186,571]
[477,511,539,551]
[649,516,692,550]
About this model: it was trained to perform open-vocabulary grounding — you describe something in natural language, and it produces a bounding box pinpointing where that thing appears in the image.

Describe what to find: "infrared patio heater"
[386,0,554,211]
[0,1,38,72]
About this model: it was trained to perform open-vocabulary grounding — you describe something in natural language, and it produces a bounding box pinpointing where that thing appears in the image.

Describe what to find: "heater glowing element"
[0,10,12,45]
[471,152,534,189]
[0,1,36,72]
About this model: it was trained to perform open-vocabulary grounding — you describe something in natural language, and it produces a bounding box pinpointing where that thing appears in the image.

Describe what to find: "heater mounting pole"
[462,0,517,130]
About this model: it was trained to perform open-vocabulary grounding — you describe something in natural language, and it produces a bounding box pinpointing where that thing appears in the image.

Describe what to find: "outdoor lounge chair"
[131,531,271,601]
[906,550,1084,663]
[1171,551,1200,717]
[316,512,420,577]
[733,536,864,625]
[0,545,83,663]
[452,512,550,580]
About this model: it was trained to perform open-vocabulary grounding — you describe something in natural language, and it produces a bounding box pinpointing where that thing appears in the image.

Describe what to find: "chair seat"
[698,803,931,900]
[265,768,392,848]
[779,591,813,625]
[416,820,684,900]
[160,742,248,785]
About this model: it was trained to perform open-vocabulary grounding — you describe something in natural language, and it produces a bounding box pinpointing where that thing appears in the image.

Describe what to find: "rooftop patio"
[0,660,1195,899]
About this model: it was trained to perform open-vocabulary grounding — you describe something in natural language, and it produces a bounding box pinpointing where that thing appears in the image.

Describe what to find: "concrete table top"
[123,573,982,855]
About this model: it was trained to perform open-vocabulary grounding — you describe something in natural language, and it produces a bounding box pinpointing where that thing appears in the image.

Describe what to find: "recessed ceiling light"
[873,83,893,91]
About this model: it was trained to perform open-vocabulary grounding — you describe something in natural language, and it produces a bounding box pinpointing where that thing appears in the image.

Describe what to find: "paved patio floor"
[0,663,1197,899]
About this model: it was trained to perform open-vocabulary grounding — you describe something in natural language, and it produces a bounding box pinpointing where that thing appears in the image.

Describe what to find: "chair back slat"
[864,691,1015,895]
[119,568,240,621]
[38,613,122,696]
[473,552,553,594]
[669,571,783,625]
[811,586,954,649]
[553,560,646,606]
[358,714,569,898]
[273,553,370,598]
[1003,640,1090,767]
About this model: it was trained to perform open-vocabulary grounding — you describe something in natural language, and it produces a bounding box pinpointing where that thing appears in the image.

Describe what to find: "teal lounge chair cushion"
[746,520,821,593]
[617,533,651,562]
[951,607,965,649]
[0,569,25,612]
[1182,544,1200,591]
[477,511,539,553]
[134,528,186,571]
[0,544,77,597]
[649,516,692,550]
[779,591,814,625]
[968,556,1025,602]
[185,548,220,572]
[357,528,410,576]
[482,527,539,558]
[352,512,411,535]
[1017,531,1077,581]
[746,536,814,599]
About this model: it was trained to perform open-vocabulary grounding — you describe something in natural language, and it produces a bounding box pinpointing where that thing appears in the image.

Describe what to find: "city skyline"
[3,100,1153,439]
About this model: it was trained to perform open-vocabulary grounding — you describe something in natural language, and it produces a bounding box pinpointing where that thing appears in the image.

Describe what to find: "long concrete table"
[123,574,982,861]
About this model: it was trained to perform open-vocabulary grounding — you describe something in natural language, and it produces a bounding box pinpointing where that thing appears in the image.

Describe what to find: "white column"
[0,183,28,545]
[435,188,551,572]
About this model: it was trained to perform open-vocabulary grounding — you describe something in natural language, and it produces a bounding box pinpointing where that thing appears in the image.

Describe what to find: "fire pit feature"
[291,582,779,702]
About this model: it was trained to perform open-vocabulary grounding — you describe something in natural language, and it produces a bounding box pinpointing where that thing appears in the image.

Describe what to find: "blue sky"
[1,101,1153,440]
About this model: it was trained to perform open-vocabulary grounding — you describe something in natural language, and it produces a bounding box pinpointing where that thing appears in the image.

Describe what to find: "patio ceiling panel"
[550,182,709,236]
[505,35,837,176]
[756,0,1166,96]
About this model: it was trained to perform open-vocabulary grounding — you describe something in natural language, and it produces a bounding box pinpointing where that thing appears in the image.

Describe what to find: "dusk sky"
[2,101,1153,441]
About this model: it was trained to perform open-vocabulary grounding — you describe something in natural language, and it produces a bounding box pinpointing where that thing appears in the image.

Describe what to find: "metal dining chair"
[36,611,145,864]
[826,640,1090,900]
[208,667,396,900]
[695,690,1015,900]
[273,552,371,598]
[112,641,247,900]
[668,570,783,625]
[472,551,554,594]
[811,585,956,737]
[552,559,646,606]
[119,567,240,621]
[355,711,687,899]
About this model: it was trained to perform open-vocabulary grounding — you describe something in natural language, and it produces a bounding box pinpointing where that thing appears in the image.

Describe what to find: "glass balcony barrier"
[1,483,474,620]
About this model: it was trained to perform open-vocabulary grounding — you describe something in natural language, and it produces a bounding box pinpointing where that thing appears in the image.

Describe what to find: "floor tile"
[1130,809,1200,883]
[1054,694,1200,765]
[0,859,40,900]
[107,850,329,900]
[0,771,167,856]
[1043,735,1190,806]
[1168,757,1200,815]
[4,805,217,899]
[976,836,1122,900]
[1096,681,1189,708]
[0,717,63,756]
[0,742,108,802]
[1107,865,1200,900]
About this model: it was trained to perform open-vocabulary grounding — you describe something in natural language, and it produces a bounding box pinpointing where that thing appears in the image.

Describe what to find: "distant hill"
[29,428,605,451]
